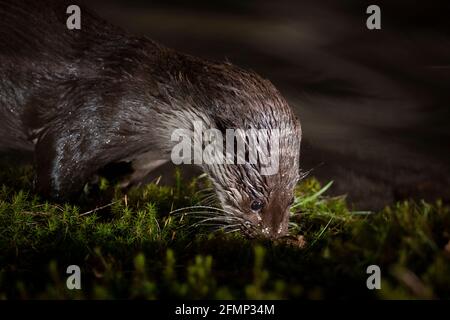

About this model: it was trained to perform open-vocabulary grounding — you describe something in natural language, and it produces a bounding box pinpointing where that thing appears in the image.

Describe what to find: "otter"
[0,0,302,239]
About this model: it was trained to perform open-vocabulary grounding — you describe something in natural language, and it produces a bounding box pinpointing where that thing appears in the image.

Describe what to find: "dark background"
[8,0,449,210]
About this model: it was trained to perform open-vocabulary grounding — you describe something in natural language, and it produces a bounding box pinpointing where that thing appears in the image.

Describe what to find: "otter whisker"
[172,211,234,221]
[299,165,321,182]
[189,221,244,234]
[198,201,219,208]
[187,222,236,232]
[193,187,215,196]
[170,205,234,216]
[224,228,242,234]
[170,205,237,217]
[195,185,214,191]
[219,223,242,228]
[187,212,244,225]
[171,210,217,218]
[193,216,239,225]
[173,210,242,226]
[199,192,216,199]
[173,210,218,217]
[214,223,242,231]
[192,216,243,227]
[199,200,220,208]
[191,222,238,229]
[170,205,222,214]
[198,194,219,205]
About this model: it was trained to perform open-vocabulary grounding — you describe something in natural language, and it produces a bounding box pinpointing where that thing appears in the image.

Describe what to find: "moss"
[0,163,449,299]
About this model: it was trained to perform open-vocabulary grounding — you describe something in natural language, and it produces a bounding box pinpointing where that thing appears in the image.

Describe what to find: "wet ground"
[88,0,450,210]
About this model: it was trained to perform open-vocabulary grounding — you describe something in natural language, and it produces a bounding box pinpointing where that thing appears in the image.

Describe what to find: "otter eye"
[250,200,264,212]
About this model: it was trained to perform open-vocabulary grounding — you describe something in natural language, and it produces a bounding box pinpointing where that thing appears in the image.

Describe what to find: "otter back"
[0,0,172,198]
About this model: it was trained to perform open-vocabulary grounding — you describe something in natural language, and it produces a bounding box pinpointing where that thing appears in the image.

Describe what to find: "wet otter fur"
[0,0,301,239]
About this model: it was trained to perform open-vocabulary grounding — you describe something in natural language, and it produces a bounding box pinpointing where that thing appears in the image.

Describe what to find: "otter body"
[0,0,301,239]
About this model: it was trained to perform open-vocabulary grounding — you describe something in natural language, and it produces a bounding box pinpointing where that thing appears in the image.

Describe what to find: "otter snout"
[260,210,290,240]
[260,225,289,240]
[259,194,291,239]
[242,207,290,240]
[242,220,289,240]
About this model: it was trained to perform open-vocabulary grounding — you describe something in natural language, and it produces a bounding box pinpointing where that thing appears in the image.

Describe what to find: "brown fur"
[0,0,301,239]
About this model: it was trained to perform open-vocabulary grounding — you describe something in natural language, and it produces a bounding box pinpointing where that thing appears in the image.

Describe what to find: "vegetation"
[0,162,449,299]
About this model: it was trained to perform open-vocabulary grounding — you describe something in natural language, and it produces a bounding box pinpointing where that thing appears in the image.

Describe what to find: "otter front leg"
[34,129,104,201]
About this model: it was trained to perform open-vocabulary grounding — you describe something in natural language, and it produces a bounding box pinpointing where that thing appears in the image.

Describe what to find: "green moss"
[0,163,449,299]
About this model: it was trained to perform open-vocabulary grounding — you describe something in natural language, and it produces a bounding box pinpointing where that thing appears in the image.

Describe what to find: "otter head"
[199,66,302,240]
[204,118,301,240]
[165,59,301,240]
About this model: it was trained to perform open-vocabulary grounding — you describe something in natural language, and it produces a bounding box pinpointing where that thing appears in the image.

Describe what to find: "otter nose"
[259,209,289,240]
[260,225,288,240]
